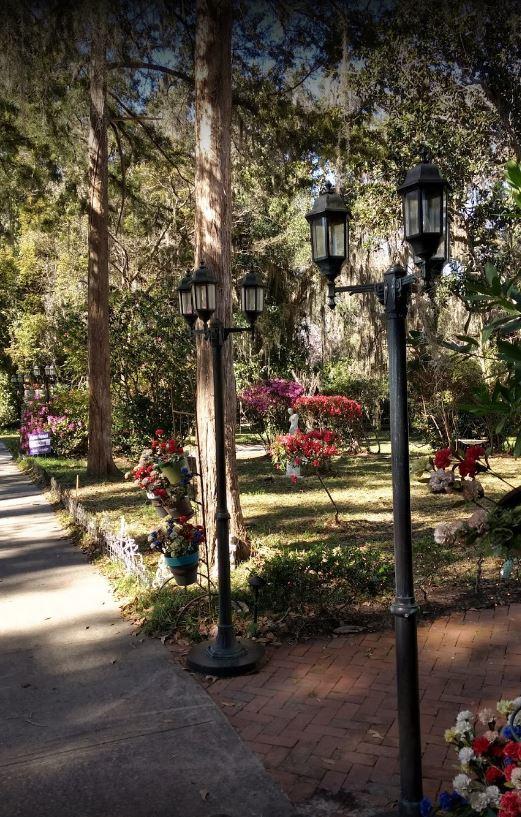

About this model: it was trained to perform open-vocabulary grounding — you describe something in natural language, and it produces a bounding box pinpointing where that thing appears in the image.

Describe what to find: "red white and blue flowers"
[421,698,521,817]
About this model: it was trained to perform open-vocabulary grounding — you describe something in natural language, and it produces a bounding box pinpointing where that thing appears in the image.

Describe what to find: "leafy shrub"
[239,378,304,444]
[322,363,388,429]
[408,339,490,447]
[293,395,363,448]
[20,394,87,457]
[0,371,17,428]
[259,544,394,613]
[270,429,339,473]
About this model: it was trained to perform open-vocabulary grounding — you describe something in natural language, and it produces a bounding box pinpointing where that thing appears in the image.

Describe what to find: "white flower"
[511,768,521,790]
[469,791,489,812]
[485,786,500,807]
[453,774,471,796]
[458,747,475,765]
[478,708,495,725]
[454,720,473,736]
[513,696,521,708]
[457,710,474,723]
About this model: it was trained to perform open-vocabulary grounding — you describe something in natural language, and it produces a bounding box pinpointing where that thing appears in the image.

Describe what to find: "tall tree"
[194,0,248,563]
[87,3,116,475]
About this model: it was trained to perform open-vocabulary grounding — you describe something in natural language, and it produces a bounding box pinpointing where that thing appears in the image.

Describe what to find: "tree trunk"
[87,4,116,477]
[194,0,248,568]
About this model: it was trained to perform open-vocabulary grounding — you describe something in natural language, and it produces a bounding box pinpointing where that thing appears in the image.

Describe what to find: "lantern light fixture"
[397,154,448,262]
[177,272,197,328]
[33,365,40,378]
[191,261,217,324]
[305,181,349,285]
[239,270,265,328]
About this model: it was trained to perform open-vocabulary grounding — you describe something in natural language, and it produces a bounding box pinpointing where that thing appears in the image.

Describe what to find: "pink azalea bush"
[20,397,87,457]
[240,379,305,444]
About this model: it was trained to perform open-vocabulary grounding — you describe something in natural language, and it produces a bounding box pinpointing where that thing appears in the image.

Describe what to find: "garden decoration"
[421,697,521,817]
[429,445,486,499]
[126,429,194,519]
[239,378,305,447]
[285,408,301,479]
[148,516,205,586]
[270,429,342,522]
[307,153,449,817]
[178,261,266,676]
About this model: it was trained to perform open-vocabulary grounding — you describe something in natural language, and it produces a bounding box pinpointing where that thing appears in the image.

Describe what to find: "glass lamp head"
[177,272,197,328]
[305,182,349,283]
[191,261,217,323]
[398,157,448,261]
[239,270,265,327]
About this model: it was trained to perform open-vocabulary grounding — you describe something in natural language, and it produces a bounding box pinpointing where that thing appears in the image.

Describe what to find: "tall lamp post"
[178,262,266,676]
[306,157,448,817]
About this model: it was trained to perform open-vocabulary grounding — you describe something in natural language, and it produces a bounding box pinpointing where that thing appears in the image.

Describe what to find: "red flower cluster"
[499,791,521,817]
[434,447,452,469]
[270,429,339,471]
[458,445,485,479]
[293,395,362,423]
[150,429,184,456]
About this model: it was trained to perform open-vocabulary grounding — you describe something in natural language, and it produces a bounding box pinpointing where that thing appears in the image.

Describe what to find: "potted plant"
[148,516,205,586]
[125,429,195,519]
[153,428,189,486]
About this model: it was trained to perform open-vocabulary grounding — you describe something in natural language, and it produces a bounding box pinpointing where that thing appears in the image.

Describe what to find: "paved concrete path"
[0,443,294,817]
[206,606,521,815]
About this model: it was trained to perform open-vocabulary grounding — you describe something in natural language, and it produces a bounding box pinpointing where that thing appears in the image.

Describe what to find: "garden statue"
[286,408,301,480]
[288,407,299,435]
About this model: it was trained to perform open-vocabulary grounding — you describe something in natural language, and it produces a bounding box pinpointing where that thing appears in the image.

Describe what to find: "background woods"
[0,0,519,522]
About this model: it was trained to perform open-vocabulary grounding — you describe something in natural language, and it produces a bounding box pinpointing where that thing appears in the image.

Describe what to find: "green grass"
[5,426,521,637]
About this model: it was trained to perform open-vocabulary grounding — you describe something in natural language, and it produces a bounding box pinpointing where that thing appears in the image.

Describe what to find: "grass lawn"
[3,427,521,637]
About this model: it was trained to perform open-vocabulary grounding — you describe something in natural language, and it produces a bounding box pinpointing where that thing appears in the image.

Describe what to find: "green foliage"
[0,371,17,428]
[408,335,490,447]
[478,506,521,559]
[459,258,521,455]
[258,544,394,614]
[322,362,388,429]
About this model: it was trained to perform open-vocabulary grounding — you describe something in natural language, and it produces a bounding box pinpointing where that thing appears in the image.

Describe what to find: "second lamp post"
[306,156,449,817]
[178,261,265,676]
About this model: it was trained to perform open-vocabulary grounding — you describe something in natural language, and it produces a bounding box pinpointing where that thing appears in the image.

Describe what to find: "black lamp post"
[178,261,265,676]
[307,158,448,817]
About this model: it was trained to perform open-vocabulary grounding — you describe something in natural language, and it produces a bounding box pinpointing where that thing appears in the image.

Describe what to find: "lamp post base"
[186,638,265,677]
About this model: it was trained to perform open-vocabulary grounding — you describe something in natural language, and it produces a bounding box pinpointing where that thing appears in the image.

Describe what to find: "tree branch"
[107,60,192,86]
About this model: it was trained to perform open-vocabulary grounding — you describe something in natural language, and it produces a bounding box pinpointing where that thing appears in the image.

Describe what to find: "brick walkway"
[205,605,521,814]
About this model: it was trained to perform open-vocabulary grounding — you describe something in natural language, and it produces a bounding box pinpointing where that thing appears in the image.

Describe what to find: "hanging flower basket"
[162,551,199,586]
[158,457,188,486]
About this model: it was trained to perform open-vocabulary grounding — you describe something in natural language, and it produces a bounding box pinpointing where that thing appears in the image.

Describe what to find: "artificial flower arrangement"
[429,445,486,500]
[148,516,205,559]
[421,698,521,817]
[148,515,205,586]
[270,428,339,478]
[125,428,194,518]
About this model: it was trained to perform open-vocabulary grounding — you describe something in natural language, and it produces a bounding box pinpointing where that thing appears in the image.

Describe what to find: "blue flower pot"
[163,550,199,586]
